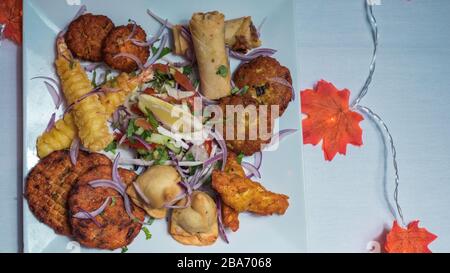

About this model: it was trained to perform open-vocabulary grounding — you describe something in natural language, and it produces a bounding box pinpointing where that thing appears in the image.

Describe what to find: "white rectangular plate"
[23,0,306,253]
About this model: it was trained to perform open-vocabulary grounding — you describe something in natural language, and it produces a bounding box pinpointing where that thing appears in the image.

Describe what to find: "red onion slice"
[113,53,144,71]
[72,208,102,227]
[31,76,59,87]
[45,113,56,132]
[64,87,103,114]
[203,153,223,167]
[257,17,267,38]
[83,62,102,72]
[130,136,153,151]
[58,5,87,37]
[112,153,125,190]
[69,137,80,166]
[145,33,168,67]
[127,20,137,41]
[229,48,277,62]
[269,77,295,101]
[216,197,229,243]
[73,197,111,219]
[242,162,261,179]
[133,182,151,205]
[146,9,174,29]
[210,131,227,171]
[118,157,155,166]
[254,151,262,169]
[44,81,62,109]
[164,193,191,209]
[132,19,168,47]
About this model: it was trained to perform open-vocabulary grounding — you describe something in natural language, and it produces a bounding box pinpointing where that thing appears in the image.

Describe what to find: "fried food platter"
[23,0,306,253]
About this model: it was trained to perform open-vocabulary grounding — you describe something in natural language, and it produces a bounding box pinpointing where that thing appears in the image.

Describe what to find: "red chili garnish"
[135,118,153,130]
[152,63,170,74]
[204,140,213,155]
[130,103,144,116]
[143,87,156,95]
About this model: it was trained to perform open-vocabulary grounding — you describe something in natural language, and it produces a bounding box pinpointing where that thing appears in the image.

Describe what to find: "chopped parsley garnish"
[142,226,152,240]
[121,246,128,253]
[126,119,136,137]
[237,152,245,164]
[147,217,155,226]
[153,146,169,165]
[104,140,117,154]
[216,65,228,78]
[231,85,249,95]
[110,197,116,207]
[151,46,171,60]
[151,70,173,89]
[145,108,159,129]
[183,65,193,75]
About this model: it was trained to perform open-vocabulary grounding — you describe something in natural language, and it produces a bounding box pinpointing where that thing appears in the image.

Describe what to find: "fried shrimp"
[65,13,115,62]
[25,151,111,235]
[69,165,145,250]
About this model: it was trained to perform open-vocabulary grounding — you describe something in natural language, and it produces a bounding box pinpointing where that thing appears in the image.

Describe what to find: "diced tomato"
[204,140,213,155]
[114,132,156,150]
[135,118,153,130]
[130,103,144,116]
[173,70,195,91]
[152,63,170,74]
[143,88,156,95]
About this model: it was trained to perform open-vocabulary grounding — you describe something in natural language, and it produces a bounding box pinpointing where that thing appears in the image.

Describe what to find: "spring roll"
[190,11,231,99]
[224,16,261,53]
[173,17,261,56]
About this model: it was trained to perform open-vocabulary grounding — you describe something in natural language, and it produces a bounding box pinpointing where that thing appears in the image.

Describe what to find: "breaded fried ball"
[233,56,293,117]
[219,95,273,156]
[103,24,150,73]
[65,13,115,62]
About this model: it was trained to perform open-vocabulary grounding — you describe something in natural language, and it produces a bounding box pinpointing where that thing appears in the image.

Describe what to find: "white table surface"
[1,0,450,252]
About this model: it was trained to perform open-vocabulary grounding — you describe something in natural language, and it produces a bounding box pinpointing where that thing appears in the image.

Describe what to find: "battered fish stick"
[190,11,231,99]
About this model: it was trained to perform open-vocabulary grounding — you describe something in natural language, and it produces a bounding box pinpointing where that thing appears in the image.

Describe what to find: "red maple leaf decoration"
[385,220,437,253]
[301,80,364,161]
[0,0,22,45]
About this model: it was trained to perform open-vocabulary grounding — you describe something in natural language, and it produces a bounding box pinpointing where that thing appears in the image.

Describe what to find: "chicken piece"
[212,153,289,216]
[222,204,240,232]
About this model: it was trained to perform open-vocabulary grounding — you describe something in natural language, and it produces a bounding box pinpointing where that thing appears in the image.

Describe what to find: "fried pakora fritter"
[233,56,293,116]
[25,150,111,235]
[222,204,240,232]
[68,165,145,250]
[103,24,150,72]
[212,153,289,216]
[219,95,273,156]
[65,13,115,62]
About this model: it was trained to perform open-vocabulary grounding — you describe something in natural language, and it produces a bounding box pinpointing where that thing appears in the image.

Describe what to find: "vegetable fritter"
[212,153,289,216]
[69,165,145,250]
[233,56,293,116]
[219,95,273,156]
[25,150,111,235]
[65,13,115,62]
[103,24,150,72]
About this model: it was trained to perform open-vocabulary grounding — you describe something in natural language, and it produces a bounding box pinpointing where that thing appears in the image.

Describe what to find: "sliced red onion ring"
[133,182,151,205]
[69,137,80,166]
[145,34,168,67]
[269,77,295,101]
[73,208,102,227]
[83,62,102,72]
[169,151,187,179]
[118,133,127,146]
[89,179,136,221]
[164,182,192,209]
[45,113,56,132]
[131,136,153,151]
[257,17,267,38]
[180,26,192,45]
[44,81,63,109]
[132,19,168,47]
[63,88,103,114]
[113,53,144,71]
[216,196,229,243]
[268,129,298,148]
[146,9,174,29]
[101,86,120,93]
[242,161,261,179]
[73,197,111,219]
[229,48,277,62]
[164,193,191,209]
[203,153,223,167]
[177,161,204,167]
[210,131,227,171]
[127,20,137,41]
[31,76,59,87]
[112,153,125,190]
[58,5,87,37]
[254,151,262,169]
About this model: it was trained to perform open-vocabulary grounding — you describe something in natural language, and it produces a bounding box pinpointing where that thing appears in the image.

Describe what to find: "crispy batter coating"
[25,151,111,235]
[219,95,273,156]
[65,14,115,62]
[233,56,293,117]
[222,204,239,232]
[103,24,150,72]
[69,165,145,250]
[212,153,289,215]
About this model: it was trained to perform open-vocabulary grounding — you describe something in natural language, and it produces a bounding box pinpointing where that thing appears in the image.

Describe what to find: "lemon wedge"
[138,94,203,134]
